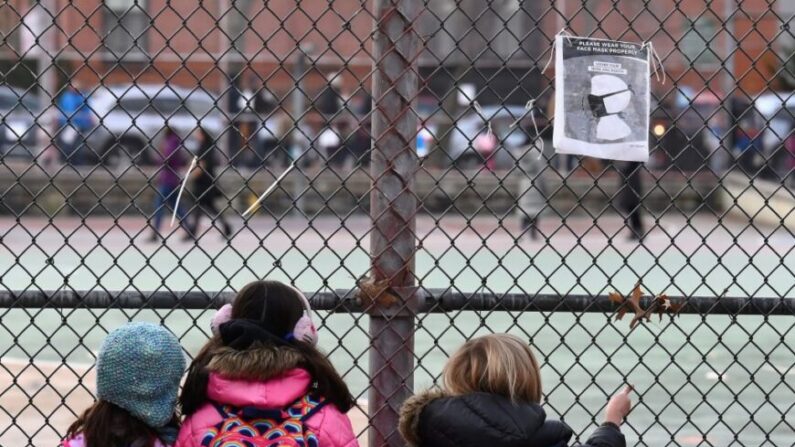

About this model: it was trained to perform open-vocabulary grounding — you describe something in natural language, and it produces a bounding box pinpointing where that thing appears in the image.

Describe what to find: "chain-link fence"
[1,0,794,446]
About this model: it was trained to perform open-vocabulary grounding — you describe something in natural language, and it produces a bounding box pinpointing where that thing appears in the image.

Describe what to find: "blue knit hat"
[96,322,185,428]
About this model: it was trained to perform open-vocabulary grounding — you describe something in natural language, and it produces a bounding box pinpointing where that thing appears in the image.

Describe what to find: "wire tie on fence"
[530,102,545,160]
[509,100,533,130]
[241,161,297,217]
[540,28,573,74]
[509,100,545,159]
[170,155,198,228]
[645,41,666,85]
[540,46,555,74]
[473,101,493,138]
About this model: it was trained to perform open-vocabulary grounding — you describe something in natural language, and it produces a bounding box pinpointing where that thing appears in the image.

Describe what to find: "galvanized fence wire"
[1,0,794,446]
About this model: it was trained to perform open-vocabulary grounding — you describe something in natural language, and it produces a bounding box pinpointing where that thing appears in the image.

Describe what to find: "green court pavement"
[1,214,793,445]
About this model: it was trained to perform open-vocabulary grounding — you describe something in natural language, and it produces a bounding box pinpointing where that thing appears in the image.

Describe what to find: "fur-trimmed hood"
[399,389,446,446]
[399,390,573,447]
[207,343,304,381]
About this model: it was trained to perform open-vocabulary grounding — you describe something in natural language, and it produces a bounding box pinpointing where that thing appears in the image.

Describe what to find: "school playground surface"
[1,213,793,446]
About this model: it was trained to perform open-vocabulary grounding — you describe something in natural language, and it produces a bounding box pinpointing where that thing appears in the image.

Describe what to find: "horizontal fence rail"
[1,290,794,315]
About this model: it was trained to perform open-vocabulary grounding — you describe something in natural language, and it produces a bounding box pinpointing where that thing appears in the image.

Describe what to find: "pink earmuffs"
[211,285,318,346]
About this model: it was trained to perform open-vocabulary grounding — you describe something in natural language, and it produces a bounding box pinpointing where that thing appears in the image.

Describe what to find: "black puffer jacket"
[399,390,626,447]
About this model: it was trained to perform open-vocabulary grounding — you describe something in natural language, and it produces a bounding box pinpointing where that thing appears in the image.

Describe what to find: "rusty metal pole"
[720,0,737,175]
[368,0,420,446]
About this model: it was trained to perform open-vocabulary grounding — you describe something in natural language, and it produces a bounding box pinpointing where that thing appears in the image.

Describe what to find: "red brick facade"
[0,0,787,99]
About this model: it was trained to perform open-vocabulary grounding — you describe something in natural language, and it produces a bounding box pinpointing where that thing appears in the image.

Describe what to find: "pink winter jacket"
[174,368,359,447]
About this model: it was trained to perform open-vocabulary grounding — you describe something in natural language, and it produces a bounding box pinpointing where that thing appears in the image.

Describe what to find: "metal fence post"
[720,0,737,174]
[32,0,58,167]
[290,49,309,215]
[368,0,420,445]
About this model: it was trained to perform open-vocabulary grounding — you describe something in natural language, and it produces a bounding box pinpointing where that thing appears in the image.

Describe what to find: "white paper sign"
[553,36,650,162]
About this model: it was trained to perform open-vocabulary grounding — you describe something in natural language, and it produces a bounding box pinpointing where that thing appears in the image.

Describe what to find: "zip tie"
[242,161,297,217]
[473,101,493,138]
[541,28,573,74]
[510,99,535,129]
[528,103,545,160]
[645,41,666,85]
[510,100,545,160]
[170,155,197,228]
[541,47,555,74]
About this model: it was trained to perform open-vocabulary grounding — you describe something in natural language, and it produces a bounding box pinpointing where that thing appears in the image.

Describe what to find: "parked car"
[85,84,223,168]
[0,85,41,159]
[446,105,535,169]
[648,91,729,172]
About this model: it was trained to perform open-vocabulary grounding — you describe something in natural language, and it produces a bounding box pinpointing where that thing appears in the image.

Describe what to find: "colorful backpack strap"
[209,394,327,423]
[211,402,231,419]
[284,393,328,422]
[211,401,283,421]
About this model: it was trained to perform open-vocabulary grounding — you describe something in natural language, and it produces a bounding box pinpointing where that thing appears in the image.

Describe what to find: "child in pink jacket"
[175,280,359,447]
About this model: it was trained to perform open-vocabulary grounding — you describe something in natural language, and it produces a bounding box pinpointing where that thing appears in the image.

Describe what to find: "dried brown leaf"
[668,301,685,315]
[631,284,643,302]
[627,285,646,328]
[357,277,394,307]
[655,294,669,321]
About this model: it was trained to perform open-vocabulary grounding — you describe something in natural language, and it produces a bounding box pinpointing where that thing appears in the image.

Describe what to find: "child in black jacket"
[399,334,631,447]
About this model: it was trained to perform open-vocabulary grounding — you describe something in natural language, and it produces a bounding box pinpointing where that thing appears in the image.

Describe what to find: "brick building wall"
[0,0,789,100]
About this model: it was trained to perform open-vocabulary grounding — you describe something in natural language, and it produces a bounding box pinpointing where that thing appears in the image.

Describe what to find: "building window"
[681,16,720,67]
[228,0,253,54]
[0,4,20,53]
[103,0,148,56]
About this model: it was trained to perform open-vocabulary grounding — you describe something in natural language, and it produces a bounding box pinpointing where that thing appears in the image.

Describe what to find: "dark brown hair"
[66,400,177,447]
[180,281,355,416]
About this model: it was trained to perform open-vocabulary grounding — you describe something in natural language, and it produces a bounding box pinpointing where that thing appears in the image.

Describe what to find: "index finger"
[622,384,634,394]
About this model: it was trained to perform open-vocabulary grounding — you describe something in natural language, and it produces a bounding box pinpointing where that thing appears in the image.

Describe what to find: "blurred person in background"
[786,126,795,187]
[56,80,93,165]
[733,125,751,171]
[318,122,341,168]
[257,110,288,168]
[348,120,371,168]
[149,127,192,242]
[240,74,259,168]
[319,74,345,117]
[416,120,434,161]
[188,128,232,239]
[516,142,547,240]
[330,121,352,169]
[617,161,645,242]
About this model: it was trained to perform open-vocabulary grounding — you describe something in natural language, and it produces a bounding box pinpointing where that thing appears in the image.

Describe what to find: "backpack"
[201,394,327,447]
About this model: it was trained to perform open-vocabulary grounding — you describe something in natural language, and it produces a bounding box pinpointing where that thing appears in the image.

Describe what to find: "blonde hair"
[442,333,542,403]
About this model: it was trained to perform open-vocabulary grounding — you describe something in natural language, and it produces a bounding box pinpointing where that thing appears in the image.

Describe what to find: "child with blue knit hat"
[62,322,186,447]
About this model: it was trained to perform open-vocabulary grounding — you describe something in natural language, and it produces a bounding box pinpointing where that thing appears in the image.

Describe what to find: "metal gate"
[1,0,794,446]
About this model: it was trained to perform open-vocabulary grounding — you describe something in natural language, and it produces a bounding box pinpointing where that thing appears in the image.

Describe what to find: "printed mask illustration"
[587,74,632,141]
